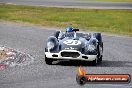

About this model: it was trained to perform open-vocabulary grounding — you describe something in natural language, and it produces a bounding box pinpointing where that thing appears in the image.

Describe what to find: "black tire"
[101,42,103,52]
[54,31,60,39]
[98,55,102,62]
[96,33,103,63]
[97,44,102,62]
[92,58,97,66]
[45,55,53,65]
[95,33,102,45]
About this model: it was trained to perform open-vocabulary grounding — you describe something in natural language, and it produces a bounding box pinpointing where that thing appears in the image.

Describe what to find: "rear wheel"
[45,55,53,65]
[96,33,103,63]
[95,33,102,44]
[97,44,103,63]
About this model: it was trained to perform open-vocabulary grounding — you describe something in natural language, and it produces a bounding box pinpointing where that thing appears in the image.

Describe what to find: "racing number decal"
[63,40,81,45]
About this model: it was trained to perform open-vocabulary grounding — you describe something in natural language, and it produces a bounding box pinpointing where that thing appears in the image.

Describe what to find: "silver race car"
[45,27,103,65]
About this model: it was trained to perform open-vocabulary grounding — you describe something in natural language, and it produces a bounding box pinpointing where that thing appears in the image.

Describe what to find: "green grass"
[0,4,132,36]
[81,0,132,2]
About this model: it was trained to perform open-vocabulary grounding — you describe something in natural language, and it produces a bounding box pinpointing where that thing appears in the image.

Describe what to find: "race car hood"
[59,37,86,51]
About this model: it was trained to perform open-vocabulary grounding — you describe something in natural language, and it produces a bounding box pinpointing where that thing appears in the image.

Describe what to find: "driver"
[65,27,73,32]
[58,27,75,39]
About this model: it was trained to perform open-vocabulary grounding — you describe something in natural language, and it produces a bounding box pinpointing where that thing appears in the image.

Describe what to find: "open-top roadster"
[45,27,103,65]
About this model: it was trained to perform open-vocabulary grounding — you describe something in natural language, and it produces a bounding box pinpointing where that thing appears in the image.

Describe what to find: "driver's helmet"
[65,27,73,32]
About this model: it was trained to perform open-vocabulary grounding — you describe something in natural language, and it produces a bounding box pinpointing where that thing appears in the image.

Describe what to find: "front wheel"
[45,55,53,65]
[92,58,97,66]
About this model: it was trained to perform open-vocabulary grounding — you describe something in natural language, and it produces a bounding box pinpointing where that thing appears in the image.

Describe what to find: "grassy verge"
[0,4,132,36]
[81,0,132,2]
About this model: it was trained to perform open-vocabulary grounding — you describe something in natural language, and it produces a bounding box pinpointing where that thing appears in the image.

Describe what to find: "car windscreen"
[65,32,84,38]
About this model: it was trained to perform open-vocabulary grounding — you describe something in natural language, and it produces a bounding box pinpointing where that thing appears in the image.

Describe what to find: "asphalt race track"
[0,0,132,9]
[0,0,132,88]
[0,22,132,88]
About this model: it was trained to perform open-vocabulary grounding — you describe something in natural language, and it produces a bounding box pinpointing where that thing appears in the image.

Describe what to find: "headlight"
[88,45,96,51]
[47,42,54,50]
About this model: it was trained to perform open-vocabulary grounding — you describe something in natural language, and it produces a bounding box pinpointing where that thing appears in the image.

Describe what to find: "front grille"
[61,52,80,58]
